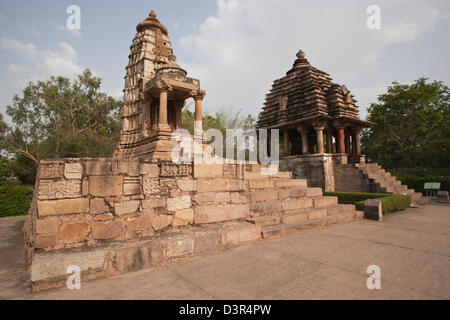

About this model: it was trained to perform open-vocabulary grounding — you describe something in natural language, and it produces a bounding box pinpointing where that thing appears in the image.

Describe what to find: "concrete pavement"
[1,203,449,300]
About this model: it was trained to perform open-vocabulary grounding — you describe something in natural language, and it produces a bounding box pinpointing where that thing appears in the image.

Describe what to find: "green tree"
[0,69,123,184]
[361,78,450,168]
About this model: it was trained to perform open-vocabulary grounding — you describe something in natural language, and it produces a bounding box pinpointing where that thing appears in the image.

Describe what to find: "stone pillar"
[326,128,333,154]
[158,90,168,128]
[314,125,325,154]
[337,127,346,154]
[353,130,361,155]
[345,132,351,155]
[172,100,183,130]
[283,130,290,157]
[297,127,309,155]
[193,90,206,137]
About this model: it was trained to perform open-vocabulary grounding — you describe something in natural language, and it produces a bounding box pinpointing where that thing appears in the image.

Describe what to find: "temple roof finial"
[296,49,305,59]
[136,10,168,34]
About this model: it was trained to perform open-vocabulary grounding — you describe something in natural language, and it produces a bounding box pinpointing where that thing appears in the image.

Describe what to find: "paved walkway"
[1,203,450,300]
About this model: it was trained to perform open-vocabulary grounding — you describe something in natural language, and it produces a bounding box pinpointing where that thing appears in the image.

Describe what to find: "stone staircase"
[241,164,362,239]
[354,163,428,205]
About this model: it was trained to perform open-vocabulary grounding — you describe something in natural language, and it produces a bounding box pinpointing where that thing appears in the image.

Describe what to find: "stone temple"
[257,49,371,163]
[24,11,426,291]
[114,10,206,159]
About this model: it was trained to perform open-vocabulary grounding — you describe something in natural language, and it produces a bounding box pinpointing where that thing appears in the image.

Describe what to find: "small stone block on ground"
[364,199,382,222]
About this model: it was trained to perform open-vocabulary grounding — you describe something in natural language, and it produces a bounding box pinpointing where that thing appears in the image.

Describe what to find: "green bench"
[424,182,441,197]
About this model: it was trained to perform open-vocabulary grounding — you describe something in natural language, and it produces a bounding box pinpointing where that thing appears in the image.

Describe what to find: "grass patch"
[325,192,412,214]
[0,182,33,218]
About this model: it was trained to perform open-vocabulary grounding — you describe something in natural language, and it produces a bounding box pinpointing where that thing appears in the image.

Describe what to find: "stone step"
[246,215,281,227]
[261,211,359,239]
[326,204,356,216]
[310,196,339,208]
[245,186,310,204]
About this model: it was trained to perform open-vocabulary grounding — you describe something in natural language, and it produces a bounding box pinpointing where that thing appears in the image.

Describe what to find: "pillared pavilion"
[257,50,373,163]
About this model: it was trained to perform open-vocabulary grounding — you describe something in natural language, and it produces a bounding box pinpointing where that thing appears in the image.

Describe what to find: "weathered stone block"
[123,177,140,195]
[81,178,89,196]
[275,179,307,188]
[40,162,64,179]
[195,205,249,224]
[114,200,140,215]
[64,162,83,179]
[225,179,246,192]
[306,187,323,197]
[307,208,328,220]
[165,237,194,258]
[250,201,283,215]
[247,190,278,203]
[230,192,248,204]
[115,247,141,273]
[194,232,220,253]
[38,198,89,217]
[167,195,191,212]
[193,192,216,205]
[248,179,273,189]
[142,197,165,209]
[311,196,338,208]
[119,160,140,176]
[86,161,109,176]
[127,216,150,232]
[364,199,382,222]
[89,176,123,197]
[173,209,194,226]
[194,164,223,178]
[219,223,261,247]
[142,176,159,194]
[215,192,231,203]
[33,234,58,248]
[91,221,123,240]
[289,188,307,198]
[176,179,197,192]
[31,249,108,282]
[140,163,160,177]
[36,219,59,235]
[90,198,109,215]
[281,212,308,224]
[197,178,227,193]
[437,191,449,203]
[152,215,172,231]
[93,213,114,222]
[38,180,81,200]
[60,223,89,243]
[281,198,313,212]
[246,216,281,227]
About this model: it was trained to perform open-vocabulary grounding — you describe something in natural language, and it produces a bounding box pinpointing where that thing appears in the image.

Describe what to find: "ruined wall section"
[25,159,258,257]
[280,155,335,192]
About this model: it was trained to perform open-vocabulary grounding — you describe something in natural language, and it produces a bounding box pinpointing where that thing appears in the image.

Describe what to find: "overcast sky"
[1,0,449,121]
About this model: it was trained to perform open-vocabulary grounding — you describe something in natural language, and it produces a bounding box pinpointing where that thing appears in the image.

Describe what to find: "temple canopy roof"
[257,50,373,130]
[136,10,168,35]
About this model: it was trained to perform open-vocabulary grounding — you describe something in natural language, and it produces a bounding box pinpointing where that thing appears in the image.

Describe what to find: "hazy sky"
[1,0,449,121]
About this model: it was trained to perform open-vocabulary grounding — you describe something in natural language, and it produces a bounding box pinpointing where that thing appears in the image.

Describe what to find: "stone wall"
[25,158,269,290]
[280,154,335,192]
[26,159,263,254]
[333,164,370,192]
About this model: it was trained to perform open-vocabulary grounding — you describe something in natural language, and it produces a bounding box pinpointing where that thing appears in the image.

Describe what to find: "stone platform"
[25,159,362,291]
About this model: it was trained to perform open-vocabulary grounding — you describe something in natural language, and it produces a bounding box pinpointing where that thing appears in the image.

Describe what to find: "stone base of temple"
[280,154,428,206]
[25,159,363,292]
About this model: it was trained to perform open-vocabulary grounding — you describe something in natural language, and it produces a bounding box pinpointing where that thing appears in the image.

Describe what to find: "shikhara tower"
[115,11,206,159]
